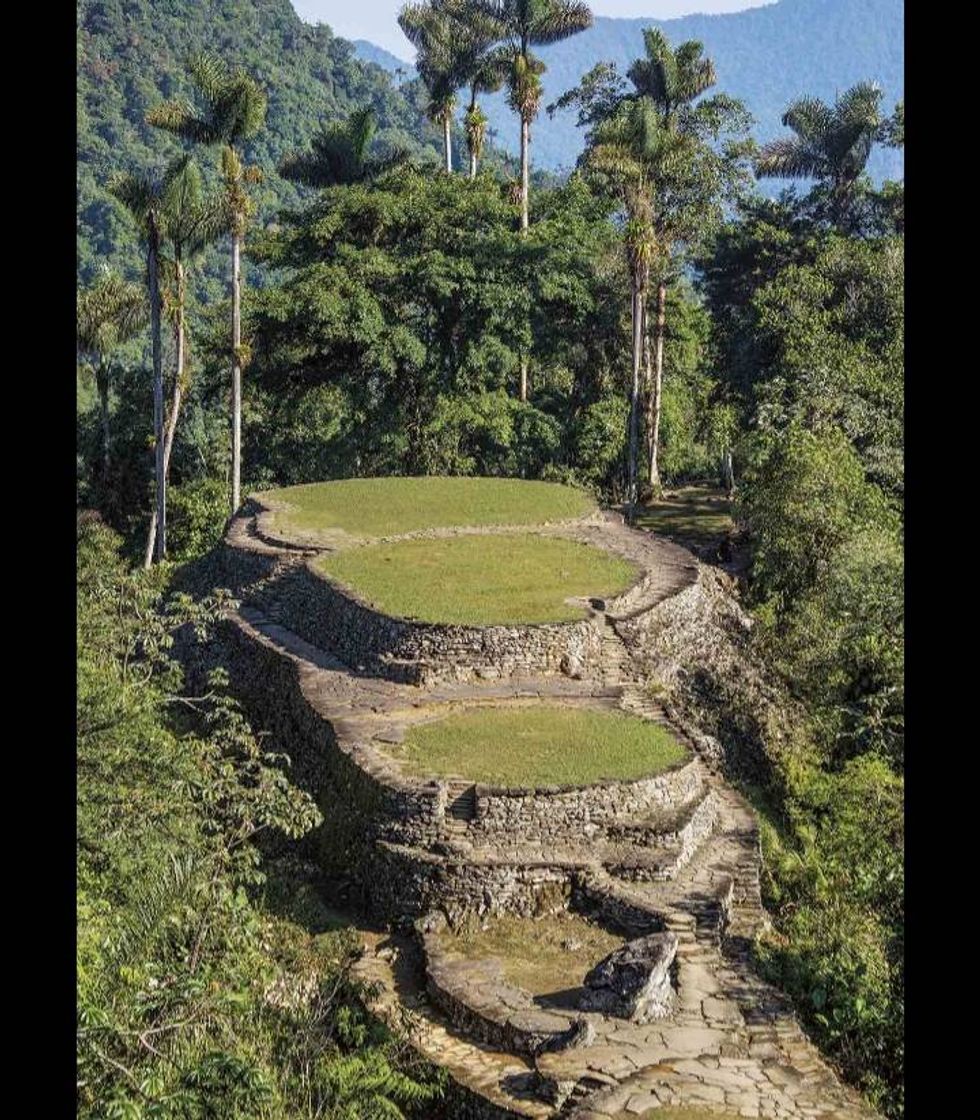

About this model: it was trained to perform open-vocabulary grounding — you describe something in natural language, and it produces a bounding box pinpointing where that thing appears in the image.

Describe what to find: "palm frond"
[529,0,593,45]
[77,270,148,357]
[781,95,834,141]
[107,171,157,227]
[755,136,824,180]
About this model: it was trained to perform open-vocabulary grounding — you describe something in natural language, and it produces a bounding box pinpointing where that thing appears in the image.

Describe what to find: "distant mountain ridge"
[350,0,904,182]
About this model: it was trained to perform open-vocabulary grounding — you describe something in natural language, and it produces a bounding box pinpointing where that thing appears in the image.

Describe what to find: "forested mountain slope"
[350,0,904,180]
[77,0,443,290]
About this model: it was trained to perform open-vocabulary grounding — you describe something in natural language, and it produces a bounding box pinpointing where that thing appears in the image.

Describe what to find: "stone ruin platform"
[196,484,880,1119]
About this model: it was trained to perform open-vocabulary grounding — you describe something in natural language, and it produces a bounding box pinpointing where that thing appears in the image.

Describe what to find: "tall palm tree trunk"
[627,279,643,520]
[96,363,111,479]
[520,115,530,233]
[443,114,453,173]
[647,279,666,496]
[231,228,242,515]
[721,446,735,497]
[517,111,531,403]
[642,302,652,494]
[146,261,187,562]
[145,228,165,568]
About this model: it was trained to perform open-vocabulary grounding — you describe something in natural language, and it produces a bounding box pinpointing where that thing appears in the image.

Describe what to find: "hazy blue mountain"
[351,38,414,79]
[351,0,903,183]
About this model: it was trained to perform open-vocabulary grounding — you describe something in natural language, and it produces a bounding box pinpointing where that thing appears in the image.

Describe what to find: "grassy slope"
[398,705,688,786]
[316,534,635,625]
[260,476,596,538]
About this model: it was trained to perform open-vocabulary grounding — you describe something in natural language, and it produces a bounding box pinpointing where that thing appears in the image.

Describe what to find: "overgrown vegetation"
[77,514,445,1118]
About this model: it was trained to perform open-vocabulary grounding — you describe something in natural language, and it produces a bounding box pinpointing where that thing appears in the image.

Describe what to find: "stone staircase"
[445,779,478,832]
[598,616,632,686]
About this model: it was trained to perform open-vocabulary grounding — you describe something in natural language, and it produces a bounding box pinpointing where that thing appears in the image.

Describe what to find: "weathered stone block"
[579,931,678,1022]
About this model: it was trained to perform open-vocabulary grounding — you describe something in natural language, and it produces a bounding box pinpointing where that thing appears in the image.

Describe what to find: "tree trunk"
[721,446,735,497]
[467,89,478,179]
[647,279,666,497]
[627,279,643,521]
[520,115,530,233]
[642,300,652,497]
[231,228,242,516]
[96,363,110,479]
[517,111,531,402]
[145,261,187,563]
[444,114,453,174]
[145,228,165,568]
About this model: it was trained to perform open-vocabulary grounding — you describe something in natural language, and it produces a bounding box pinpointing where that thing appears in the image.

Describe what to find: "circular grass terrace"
[395,704,690,787]
[315,533,638,625]
[257,476,597,541]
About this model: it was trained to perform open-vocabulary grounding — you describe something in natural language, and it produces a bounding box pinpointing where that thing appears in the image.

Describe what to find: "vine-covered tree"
[146,52,268,516]
[577,29,751,497]
[142,156,227,564]
[586,101,689,513]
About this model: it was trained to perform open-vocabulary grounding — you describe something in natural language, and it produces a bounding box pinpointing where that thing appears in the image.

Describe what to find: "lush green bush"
[755,754,903,1117]
[76,514,445,1118]
[167,478,230,563]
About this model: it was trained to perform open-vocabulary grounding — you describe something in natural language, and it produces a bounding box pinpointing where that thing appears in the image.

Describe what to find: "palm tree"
[109,167,169,564]
[144,157,227,564]
[755,81,885,228]
[474,2,591,403]
[475,1,592,230]
[146,52,267,516]
[627,28,717,124]
[279,107,410,187]
[626,29,719,495]
[76,269,147,483]
[586,100,688,517]
[399,3,463,173]
[438,1,509,178]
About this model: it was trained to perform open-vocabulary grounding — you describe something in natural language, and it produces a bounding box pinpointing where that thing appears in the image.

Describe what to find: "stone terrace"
[206,486,879,1120]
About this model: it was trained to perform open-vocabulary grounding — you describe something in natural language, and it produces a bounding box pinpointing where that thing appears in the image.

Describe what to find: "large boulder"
[578,931,677,1022]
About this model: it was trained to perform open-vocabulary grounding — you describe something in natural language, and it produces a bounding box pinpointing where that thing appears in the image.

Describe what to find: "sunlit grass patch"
[396,703,689,786]
[636,486,733,549]
[259,476,596,539]
[316,533,637,625]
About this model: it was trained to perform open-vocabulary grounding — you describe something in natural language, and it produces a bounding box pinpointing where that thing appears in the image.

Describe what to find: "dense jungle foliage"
[77,2,904,1116]
[77,514,447,1118]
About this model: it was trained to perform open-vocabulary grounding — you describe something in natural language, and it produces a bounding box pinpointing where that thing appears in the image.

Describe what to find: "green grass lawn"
[437,912,623,998]
[316,534,637,625]
[397,704,689,786]
[635,486,733,550]
[259,477,596,539]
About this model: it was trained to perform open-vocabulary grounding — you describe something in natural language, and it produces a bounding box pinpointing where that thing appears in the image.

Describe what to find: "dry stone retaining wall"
[222,515,605,686]
[468,763,702,844]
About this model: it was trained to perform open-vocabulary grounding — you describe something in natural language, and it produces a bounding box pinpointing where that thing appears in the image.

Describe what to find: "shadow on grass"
[635,485,734,553]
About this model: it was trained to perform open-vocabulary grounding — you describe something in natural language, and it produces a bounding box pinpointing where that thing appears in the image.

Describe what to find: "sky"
[289,1,774,60]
